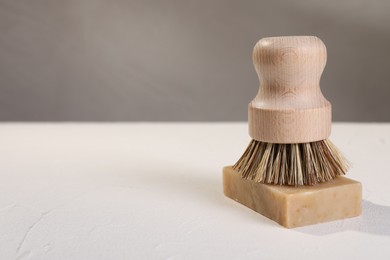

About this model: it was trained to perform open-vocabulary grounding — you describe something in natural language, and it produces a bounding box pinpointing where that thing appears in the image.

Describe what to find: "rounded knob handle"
[249,36,331,143]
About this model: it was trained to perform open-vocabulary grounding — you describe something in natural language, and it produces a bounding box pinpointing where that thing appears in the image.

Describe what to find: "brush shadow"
[116,164,227,205]
[295,200,390,236]
[116,163,276,224]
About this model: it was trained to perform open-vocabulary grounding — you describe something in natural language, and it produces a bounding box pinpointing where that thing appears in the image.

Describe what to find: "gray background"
[0,0,389,122]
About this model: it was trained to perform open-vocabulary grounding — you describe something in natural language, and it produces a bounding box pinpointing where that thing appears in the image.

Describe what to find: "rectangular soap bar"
[223,166,362,228]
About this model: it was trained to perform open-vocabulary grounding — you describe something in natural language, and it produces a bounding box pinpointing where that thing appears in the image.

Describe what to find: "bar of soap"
[223,166,362,228]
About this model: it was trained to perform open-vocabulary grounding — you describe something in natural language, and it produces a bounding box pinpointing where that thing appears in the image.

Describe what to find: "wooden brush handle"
[249,36,331,143]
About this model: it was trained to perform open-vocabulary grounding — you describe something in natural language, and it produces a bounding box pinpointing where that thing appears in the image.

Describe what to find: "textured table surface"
[0,123,389,259]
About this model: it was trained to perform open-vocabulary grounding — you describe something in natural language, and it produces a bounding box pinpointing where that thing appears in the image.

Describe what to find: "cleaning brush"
[232,36,349,186]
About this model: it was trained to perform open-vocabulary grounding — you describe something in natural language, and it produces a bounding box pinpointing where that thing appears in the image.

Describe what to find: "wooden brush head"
[249,36,331,143]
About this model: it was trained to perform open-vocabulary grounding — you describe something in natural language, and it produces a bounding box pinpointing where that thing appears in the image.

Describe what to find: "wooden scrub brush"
[223,36,361,228]
[232,36,349,186]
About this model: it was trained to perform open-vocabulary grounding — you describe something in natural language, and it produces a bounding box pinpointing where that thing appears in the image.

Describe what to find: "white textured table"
[1,123,389,259]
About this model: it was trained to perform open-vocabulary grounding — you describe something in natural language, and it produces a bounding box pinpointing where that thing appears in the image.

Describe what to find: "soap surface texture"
[223,166,362,228]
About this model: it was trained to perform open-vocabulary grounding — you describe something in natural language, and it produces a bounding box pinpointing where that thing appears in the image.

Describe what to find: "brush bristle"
[232,139,349,186]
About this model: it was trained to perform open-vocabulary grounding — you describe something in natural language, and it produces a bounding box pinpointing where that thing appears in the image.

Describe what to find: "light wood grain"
[249,36,331,143]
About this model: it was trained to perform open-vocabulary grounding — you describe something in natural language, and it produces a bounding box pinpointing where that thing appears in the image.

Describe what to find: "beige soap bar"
[223,166,362,228]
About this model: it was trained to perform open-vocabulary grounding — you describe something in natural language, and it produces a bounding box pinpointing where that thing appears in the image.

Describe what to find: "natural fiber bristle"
[232,139,349,186]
